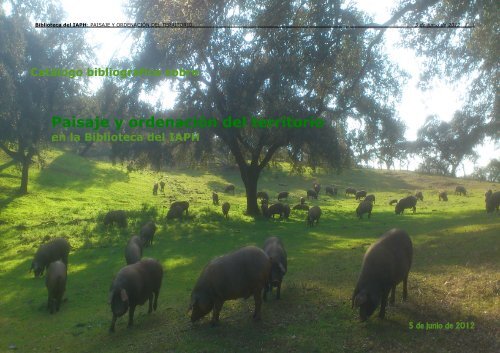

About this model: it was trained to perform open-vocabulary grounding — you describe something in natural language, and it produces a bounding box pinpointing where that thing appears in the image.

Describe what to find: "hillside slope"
[0,150,498,353]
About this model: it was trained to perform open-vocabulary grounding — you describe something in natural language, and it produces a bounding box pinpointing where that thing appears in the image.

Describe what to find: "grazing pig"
[455,186,467,196]
[108,258,163,333]
[170,201,189,215]
[485,189,492,200]
[395,196,417,215]
[45,261,67,314]
[222,202,230,219]
[364,194,375,204]
[153,183,158,195]
[263,203,286,219]
[389,199,398,205]
[261,202,269,217]
[313,183,321,195]
[189,246,271,325]
[352,228,413,321]
[212,192,219,205]
[300,197,305,205]
[306,206,322,226]
[166,205,184,220]
[103,210,127,228]
[283,204,291,219]
[485,191,500,213]
[293,204,310,211]
[139,221,157,247]
[31,238,70,278]
[277,191,289,201]
[355,190,367,200]
[415,191,424,201]
[224,184,235,194]
[257,191,269,201]
[159,180,166,192]
[356,200,373,219]
[307,189,318,200]
[263,237,287,300]
[439,191,448,201]
[345,187,357,197]
[325,186,335,196]
[125,236,143,265]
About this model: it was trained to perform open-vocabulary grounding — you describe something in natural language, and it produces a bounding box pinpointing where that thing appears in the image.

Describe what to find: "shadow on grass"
[0,159,16,172]
[36,152,128,191]
[207,181,244,195]
[257,167,420,193]
[63,224,500,351]
[1,198,498,352]
[1,208,499,353]
[0,186,23,211]
[0,159,22,210]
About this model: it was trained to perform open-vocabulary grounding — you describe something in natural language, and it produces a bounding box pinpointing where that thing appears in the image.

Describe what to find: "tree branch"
[259,142,285,170]
[0,143,20,161]
[344,0,440,100]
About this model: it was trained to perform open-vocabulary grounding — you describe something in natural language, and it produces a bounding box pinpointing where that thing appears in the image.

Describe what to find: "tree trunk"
[239,164,261,216]
[19,157,29,194]
[450,163,458,177]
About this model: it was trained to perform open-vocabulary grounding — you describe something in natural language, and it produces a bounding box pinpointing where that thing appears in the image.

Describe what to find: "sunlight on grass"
[0,149,498,353]
[162,257,194,270]
[1,257,30,272]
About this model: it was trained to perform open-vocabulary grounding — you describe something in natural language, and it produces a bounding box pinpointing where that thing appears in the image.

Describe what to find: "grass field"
[0,149,498,353]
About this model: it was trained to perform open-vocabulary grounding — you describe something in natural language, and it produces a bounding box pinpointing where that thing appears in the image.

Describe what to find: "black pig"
[262,237,287,300]
[103,210,127,228]
[139,221,157,247]
[108,258,163,332]
[31,238,70,278]
[45,260,67,314]
[395,196,417,215]
[352,228,413,321]
[189,246,271,325]
[125,236,143,265]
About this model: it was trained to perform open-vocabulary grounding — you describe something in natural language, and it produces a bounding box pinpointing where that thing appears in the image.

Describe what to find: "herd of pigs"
[160,182,500,223]
[29,182,499,334]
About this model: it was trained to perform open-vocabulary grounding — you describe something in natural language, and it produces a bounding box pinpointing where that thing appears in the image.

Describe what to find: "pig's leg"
[210,300,223,326]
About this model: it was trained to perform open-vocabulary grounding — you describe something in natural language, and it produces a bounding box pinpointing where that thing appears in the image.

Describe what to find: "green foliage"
[0,1,89,193]
[471,158,500,182]
[119,0,417,214]
[416,113,486,176]
[401,0,498,137]
[0,150,498,352]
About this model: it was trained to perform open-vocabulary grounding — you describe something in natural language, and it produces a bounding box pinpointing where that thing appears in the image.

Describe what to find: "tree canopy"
[416,112,486,176]
[124,0,418,214]
[0,0,88,193]
[0,0,496,200]
[401,0,499,139]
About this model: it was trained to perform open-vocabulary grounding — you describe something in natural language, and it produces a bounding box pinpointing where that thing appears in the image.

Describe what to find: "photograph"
[0,0,498,352]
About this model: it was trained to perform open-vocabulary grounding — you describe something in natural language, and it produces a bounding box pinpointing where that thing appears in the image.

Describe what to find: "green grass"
[0,149,498,353]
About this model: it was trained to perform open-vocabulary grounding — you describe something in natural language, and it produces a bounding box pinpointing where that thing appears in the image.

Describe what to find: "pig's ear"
[279,262,286,275]
[120,289,128,302]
